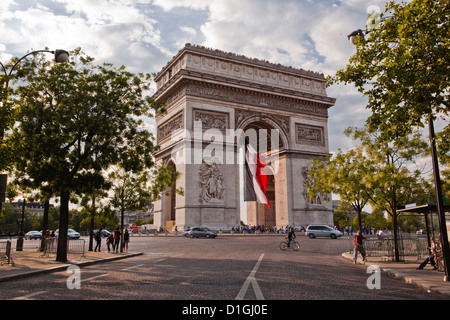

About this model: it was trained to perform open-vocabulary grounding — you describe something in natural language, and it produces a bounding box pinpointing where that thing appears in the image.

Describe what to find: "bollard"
[6,240,11,264]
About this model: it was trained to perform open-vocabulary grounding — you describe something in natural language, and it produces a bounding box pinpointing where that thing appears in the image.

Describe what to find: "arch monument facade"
[152,44,336,231]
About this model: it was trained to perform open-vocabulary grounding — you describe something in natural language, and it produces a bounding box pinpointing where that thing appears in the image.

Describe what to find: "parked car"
[94,229,111,237]
[25,231,42,240]
[306,225,343,239]
[55,229,80,239]
[188,227,217,239]
[183,227,192,237]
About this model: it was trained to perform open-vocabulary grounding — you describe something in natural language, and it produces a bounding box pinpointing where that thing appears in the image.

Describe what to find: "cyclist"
[287,228,296,248]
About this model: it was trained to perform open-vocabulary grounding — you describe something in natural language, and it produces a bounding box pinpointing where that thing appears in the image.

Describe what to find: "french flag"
[244,142,270,209]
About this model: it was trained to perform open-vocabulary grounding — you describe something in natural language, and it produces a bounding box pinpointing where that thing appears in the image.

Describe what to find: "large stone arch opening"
[161,160,177,231]
[239,118,287,229]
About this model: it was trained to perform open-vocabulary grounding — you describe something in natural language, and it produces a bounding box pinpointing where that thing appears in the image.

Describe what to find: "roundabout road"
[0,234,447,301]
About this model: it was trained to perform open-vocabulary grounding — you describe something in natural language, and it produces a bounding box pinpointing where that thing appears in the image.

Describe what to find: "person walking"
[94,228,103,252]
[417,236,437,270]
[113,227,121,253]
[123,229,130,252]
[353,230,367,264]
[106,233,114,253]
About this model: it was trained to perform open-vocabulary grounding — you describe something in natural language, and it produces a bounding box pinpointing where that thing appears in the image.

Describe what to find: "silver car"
[306,225,343,239]
[55,229,81,239]
[188,227,217,239]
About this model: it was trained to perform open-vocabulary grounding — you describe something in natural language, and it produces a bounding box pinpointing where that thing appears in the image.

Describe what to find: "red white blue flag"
[244,142,270,209]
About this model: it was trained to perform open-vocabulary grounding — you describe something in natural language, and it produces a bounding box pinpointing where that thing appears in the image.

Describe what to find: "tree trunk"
[39,200,50,252]
[88,196,95,251]
[392,212,400,262]
[56,191,70,262]
[120,209,124,253]
[89,215,94,251]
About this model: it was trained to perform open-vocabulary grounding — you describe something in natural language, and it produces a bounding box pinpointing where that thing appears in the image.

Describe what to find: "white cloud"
[151,0,209,11]
[0,0,393,154]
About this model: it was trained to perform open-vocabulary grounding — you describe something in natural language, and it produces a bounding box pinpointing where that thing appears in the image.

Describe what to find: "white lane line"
[236,253,265,300]
[154,258,166,263]
[81,273,109,282]
[10,291,48,300]
[121,264,145,271]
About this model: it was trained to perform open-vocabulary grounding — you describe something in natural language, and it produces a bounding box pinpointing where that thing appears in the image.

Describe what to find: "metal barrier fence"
[348,234,430,261]
[0,240,12,265]
[41,238,86,258]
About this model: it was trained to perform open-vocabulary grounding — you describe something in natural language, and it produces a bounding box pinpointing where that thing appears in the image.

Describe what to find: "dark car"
[188,227,217,239]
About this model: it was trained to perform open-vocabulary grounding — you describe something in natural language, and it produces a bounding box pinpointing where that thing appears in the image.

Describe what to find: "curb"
[0,252,143,283]
[341,252,450,297]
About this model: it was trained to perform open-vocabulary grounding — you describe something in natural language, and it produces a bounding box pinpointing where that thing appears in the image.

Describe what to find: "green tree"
[108,168,153,252]
[366,210,389,231]
[329,0,449,153]
[0,203,19,234]
[309,126,430,261]
[333,211,352,230]
[348,127,430,260]
[0,71,21,172]
[79,188,110,251]
[308,144,372,232]
[13,49,159,262]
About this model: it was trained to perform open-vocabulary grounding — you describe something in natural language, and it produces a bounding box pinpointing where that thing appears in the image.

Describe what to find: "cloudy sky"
[0,0,392,154]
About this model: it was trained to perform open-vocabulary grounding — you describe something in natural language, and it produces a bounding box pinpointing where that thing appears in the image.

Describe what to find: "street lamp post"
[16,193,27,251]
[0,49,69,212]
[347,28,450,281]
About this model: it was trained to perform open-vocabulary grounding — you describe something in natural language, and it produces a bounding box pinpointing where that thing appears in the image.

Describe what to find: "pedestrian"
[114,227,121,253]
[94,228,102,252]
[353,230,367,264]
[417,236,437,270]
[106,233,114,252]
[123,229,130,252]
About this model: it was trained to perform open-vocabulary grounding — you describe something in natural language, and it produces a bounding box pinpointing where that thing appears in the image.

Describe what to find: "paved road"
[0,234,447,301]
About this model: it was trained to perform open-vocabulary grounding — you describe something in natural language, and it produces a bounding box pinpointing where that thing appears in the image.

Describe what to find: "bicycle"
[280,237,300,251]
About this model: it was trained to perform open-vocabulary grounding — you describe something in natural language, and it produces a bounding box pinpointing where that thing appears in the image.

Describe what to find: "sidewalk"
[0,249,142,283]
[342,252,450,297]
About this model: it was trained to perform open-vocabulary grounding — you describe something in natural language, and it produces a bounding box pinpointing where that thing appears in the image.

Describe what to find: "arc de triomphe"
[152,44,335,231]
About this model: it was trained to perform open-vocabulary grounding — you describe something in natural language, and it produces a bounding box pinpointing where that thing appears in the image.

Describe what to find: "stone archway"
[240,119,286,229]
[152,44,336,231]
[162,160,177,231]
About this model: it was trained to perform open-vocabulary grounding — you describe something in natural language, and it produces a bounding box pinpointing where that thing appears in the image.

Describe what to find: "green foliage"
[329,0,449,154]
[11,48,159,261]
[309,125,431,259]
[13,48,157,197]
[333,211,352,229]
[108,168,153,214]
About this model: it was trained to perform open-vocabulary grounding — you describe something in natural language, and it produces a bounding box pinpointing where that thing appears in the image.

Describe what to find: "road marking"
[121,264,145,271]
[154,258,166,263]
[10,291,48,300]
[81,274,109,282]
[236,253,265,300]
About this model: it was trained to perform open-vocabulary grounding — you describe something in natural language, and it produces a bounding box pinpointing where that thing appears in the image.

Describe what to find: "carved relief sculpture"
[199,160,225,203]
[193,109,229,132]
[296,124,324,145]
[301,166,324,205]
[158,113,183,143]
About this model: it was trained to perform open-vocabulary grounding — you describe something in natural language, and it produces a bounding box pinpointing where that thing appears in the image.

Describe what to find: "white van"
[306,225,343,239]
